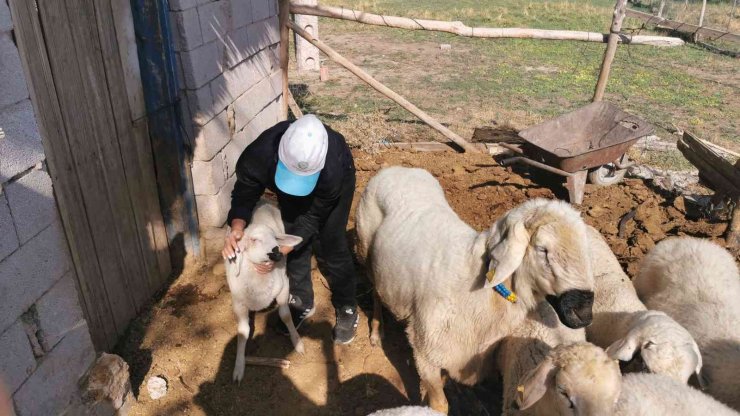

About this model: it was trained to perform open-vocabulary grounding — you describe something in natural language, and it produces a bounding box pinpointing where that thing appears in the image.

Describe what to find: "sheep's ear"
[689,341,706,389]
[517,357,556,410]
[276,234,303,248]
[606,335,639,362]
[485,221,530,288]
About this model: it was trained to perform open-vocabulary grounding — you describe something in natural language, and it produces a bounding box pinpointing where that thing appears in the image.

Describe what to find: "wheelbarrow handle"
[500,156,574,177]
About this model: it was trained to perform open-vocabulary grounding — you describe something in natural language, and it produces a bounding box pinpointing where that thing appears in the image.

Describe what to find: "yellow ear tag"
[486,269,496,283]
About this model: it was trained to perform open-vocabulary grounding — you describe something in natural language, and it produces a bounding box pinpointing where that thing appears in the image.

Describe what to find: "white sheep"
[585,226,703,384]
[356,167,596,413]
[615,372,739,416]
[225,200,304,383]
[366,406,444,416]
[496,301,622,415]
[633,236,740,410]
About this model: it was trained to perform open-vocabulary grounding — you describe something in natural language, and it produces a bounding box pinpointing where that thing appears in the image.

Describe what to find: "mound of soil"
[122,149,734,416]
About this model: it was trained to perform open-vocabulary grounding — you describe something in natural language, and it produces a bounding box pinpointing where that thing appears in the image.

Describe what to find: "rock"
[451,165,466,175]
[439,44,452,50]
[147,376,168,400]
[673,196,687,214]
[211,262,225,276]
[81,353,132,414]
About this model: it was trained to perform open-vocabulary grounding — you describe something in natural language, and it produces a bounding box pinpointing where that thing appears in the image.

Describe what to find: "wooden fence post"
[279,0,290,120]
[593,0,628,102]
[698,0,708,27]
[657,0,666,18]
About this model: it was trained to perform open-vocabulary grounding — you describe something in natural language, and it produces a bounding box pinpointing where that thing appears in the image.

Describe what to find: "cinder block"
[0,0,12,32]
[222,27,250,69]
[169,0,197,11]
[5,169,58,244]
[0,221,72,334]
[223,140,244,178]
[245,15,278,56]
[0,320,36,394]
[251,0,270,22]
[13,323,95,416]
[230,0,252,28]
[195,174,236,227]
[199,0,231,44]
[233,74,280,131]
[0,100,44,182]
[179,41,223,90]
[34,271,84,352]
[185,85,215,126]
[269,0,278,17]
[191,153,227,195]
[250,46,278,80]
[192,110,231,161]
[0,194,19,262]
[0,33,28,109]
[215,57,261,106]
[170,8,203,51]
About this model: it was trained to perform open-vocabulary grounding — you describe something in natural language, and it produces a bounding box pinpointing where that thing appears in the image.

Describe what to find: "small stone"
[147,376,168,400]
[211,262,225,276]
[673,196,686,214]
[439,44,452,50]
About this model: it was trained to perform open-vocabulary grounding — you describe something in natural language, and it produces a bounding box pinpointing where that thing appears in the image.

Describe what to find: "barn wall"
[169,0,284,260]
[0,1,95,414]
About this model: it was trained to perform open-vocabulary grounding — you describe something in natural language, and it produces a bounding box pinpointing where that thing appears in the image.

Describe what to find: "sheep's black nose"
[267,246,282,262]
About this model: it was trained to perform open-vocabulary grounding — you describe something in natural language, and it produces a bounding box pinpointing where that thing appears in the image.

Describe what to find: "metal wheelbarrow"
[500,101,654,204]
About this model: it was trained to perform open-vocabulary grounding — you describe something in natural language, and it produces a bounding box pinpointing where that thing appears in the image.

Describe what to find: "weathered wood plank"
[9,0,117,350]
[65,0,152,311]
[93,0,171,297]
[626,8,740,43]
[37,0,138,335]
[677,132,740,197]
[111,0,147,121]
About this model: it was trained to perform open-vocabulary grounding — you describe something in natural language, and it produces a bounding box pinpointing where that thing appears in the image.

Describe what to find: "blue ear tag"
[486,269,518,303]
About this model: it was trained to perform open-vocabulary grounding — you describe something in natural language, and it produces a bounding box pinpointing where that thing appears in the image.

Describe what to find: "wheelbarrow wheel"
[588,163,626,187]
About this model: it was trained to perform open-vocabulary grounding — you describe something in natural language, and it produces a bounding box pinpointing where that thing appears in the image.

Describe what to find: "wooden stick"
[287,20,481,153]
[727,204,740,249]
[279,0,290,120]
[657,0,665,18]
[698,0,708,27]
[593,0,628,102]
[626,9,740,43]
[289,3,683,46]
[244,356,291,369]
[287,89,304,118]
[700,139,740,159]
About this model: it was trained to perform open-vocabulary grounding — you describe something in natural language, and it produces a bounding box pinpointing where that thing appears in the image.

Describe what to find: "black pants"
[279,171,357,309]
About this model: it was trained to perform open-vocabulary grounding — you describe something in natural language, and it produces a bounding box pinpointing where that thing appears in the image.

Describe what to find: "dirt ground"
[120,149,735,416]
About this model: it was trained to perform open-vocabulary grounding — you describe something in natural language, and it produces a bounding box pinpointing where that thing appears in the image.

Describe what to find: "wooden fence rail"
[625,8,740,43]
[290,3,684,46]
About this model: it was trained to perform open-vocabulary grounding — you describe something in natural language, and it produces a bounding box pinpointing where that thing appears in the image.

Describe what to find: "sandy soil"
[120,149,734,416]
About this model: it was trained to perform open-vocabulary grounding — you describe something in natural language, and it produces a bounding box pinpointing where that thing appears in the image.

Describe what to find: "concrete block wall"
[0,3,96,414]
[170,0,284,260]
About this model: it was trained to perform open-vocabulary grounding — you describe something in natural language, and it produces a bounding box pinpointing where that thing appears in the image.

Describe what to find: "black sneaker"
[333,305,359,345]
[277,295,315,335]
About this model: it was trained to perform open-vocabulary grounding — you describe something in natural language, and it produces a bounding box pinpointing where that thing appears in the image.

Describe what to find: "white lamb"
[225,201,304,383]
[496,302,622,415]
[633,236,740,409]
[615,372,739,415]
[367,406,444,416]
[585,226,703,384]
[356,167,596,413]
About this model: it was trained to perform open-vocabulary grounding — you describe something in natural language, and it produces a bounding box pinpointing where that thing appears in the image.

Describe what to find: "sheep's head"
[606,311,703,385]
[516,342,622,415]
[241,224,302,265]
[485,199,594,329]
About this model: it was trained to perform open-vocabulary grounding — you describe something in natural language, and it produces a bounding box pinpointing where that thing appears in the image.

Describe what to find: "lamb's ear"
[517,357,556,410]
[276,234,303,248]
[688,341,706,389]
[485,221,530,288]
[606,335,639,362]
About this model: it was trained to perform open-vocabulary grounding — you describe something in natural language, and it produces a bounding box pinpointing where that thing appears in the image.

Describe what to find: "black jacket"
[226,120,355,250]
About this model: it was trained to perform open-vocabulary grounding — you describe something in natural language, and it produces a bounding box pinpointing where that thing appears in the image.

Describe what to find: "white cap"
[275,115,329,196]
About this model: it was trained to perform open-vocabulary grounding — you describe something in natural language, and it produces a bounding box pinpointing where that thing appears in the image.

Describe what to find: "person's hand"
[279,245,294,256]
[253,262,275,274]
[223,219,247,260]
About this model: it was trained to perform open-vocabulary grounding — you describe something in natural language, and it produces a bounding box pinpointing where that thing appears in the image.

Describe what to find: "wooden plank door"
[9,0,172,350]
